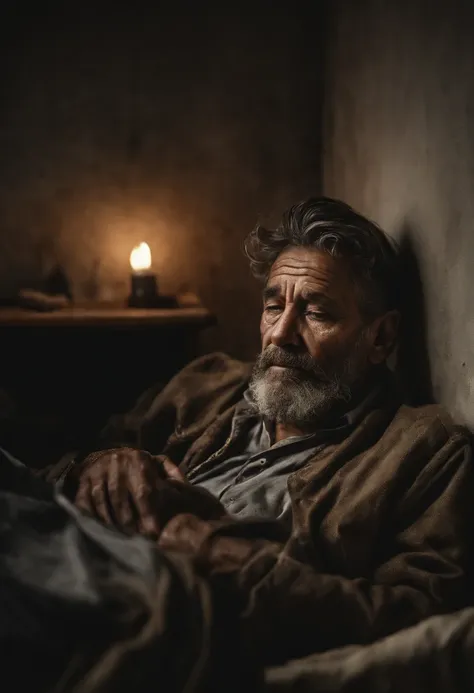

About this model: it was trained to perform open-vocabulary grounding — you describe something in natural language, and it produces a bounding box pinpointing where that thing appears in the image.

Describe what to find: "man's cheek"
[307,333,335,362]
[260,320,271,346]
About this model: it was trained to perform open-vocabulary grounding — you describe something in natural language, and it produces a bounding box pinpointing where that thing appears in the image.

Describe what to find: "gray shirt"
[188,386,383,527]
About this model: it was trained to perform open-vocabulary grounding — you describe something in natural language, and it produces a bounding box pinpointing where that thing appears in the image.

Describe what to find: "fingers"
[75,474,113,526]
[75,476,94,515]
[74,451,133,530]
[137,501,161,539]
[107,452,136,533]
[127,452,162,538]
[74,448,170,538]
[156,455,186,482]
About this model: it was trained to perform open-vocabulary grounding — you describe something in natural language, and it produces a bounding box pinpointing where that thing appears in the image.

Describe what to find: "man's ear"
[368,310,400,365]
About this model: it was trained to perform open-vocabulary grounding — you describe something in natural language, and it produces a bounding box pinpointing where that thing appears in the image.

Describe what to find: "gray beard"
[248,344,365,427]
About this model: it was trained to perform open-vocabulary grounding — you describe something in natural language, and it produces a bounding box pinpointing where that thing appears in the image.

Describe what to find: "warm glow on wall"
[130,242,152,272]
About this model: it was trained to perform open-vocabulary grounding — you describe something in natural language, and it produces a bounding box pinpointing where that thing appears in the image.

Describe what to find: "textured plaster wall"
[324,0,474,427]
[0,1,323,360]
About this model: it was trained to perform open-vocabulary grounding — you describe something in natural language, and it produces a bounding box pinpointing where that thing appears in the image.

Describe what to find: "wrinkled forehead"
[267,246,356,302]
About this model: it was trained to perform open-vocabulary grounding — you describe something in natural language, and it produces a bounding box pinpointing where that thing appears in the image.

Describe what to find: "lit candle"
[130,242,152,274]
[128,242,159,307]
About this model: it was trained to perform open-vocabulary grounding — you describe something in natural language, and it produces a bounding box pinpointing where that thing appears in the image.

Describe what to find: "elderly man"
[43,197,473,664]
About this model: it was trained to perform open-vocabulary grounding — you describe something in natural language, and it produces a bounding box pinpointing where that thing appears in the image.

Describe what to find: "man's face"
[249,246,381,426]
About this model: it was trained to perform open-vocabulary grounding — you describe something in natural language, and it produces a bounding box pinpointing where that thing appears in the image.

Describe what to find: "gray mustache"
[259,347,325,376]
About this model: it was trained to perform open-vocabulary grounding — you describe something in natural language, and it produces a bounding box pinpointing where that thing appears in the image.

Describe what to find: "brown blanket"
[42,353,474,664]
[265,607,474,693]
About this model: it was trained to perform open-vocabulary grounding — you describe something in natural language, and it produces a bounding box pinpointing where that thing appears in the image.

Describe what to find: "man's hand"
[73,448,226,538]
[74,448,167,537]
[159,455,186,482]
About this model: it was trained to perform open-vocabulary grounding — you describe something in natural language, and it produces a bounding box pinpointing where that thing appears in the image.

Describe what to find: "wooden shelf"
[0,303,214,328]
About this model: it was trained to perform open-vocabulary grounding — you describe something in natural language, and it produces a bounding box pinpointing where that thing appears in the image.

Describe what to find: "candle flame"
[130,242,151,271]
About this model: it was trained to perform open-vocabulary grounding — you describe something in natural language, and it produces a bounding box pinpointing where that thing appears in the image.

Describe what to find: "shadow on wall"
[396,223,434,407]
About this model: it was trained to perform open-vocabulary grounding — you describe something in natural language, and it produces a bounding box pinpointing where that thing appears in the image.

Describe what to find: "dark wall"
[0,1,323,360]
[324,0,474,427]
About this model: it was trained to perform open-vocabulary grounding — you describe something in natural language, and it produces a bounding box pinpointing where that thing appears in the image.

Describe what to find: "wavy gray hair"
[245,197,400,319]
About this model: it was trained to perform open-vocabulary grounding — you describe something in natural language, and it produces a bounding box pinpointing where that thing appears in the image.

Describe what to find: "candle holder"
[128,272,159,308]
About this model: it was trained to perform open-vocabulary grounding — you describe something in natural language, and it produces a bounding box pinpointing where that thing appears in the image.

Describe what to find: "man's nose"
[270,307,301,347]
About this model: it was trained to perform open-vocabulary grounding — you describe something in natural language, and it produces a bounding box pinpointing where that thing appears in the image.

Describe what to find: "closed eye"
[305,310,331,321]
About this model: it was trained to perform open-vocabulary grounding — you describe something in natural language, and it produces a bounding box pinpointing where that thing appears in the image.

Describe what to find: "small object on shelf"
[17,262,73,312]
[42,264,73,301]
[18,289,70,312]
[177,291,202,308]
